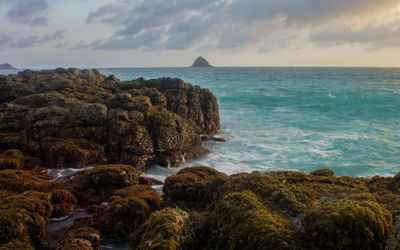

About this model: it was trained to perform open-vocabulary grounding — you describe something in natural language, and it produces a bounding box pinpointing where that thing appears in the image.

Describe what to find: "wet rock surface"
[160,167,400,250]
[0,68,220,169]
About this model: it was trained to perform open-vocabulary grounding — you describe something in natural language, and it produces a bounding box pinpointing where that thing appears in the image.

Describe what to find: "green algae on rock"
[212,191,296,250]
[302,195,393,250]
[130,208,194,250]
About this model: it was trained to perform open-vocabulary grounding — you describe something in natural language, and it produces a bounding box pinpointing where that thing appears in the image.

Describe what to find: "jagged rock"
[130,208,194,250]
[0,68,220,169]
[191,57,213,68]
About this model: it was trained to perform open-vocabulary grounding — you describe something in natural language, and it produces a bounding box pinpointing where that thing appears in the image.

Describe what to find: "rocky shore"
[0,68,399,249]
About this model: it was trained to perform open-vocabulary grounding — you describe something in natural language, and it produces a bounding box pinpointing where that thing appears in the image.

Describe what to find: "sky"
[1,0,400,68]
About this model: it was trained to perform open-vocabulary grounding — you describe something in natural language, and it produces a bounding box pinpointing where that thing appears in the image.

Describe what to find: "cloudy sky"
[1,0,400,68]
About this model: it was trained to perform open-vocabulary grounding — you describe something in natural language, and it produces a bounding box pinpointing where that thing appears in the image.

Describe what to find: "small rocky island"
[0,63,17,70]
[0,68,400,249]
[191,56,213,68]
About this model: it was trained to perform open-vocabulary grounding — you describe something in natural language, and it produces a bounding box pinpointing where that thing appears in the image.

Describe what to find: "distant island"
[191,56,213,67]
[0,63,17,70]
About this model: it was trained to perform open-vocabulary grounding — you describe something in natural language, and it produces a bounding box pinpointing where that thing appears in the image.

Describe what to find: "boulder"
[70,164,140,204]
[0,149,24,170]
[56,227,100,250]
[130,208,194,250]
[93,185,163,239]
[302,194,392,249]
[0,191,53,249]
[210,191,296,250]
[163,166,228,208]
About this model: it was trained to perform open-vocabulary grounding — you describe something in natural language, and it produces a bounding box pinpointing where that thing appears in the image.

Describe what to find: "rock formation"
[0,63,17,70]
[1,67,399,249]
[0,68,220,170]
[191,57,213,68]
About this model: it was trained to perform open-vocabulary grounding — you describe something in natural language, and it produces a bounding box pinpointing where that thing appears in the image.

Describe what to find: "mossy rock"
[163,166,229,207]
[70,164,140,204]
[302,195,393,250]
[130,208,194,250]
[310,168,335,177]
[229,171,318,215]
[41,137,106,168]
[0,149,24,170]
[93,185,163,239]
[50,189,77,218]
[0,191,53,248]
[56,226,100,250]
[0,169,64,193]
[56,238,92,250]
[211,191,296,250]
[0,239,34,250]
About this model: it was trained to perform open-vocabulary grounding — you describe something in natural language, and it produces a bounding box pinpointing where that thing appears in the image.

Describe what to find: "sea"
[3,67,400,249]
[97,67,400,180]
[2,67,400,179]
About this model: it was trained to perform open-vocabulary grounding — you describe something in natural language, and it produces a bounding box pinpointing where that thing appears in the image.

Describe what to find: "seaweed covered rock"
[93,185,163,239]
[51,189,78,218]
[0,169,64,194]
[56,227,100,250]
[0,68,220,169]
[0,149,24,170]
[0,191,53,249]
[211,191,296,250]
[70,164,140,204]
[228,171,366,216]
[130,208,194,250]
[0,240,34,250]
[163,166,229,208]
[310,168,335,177]
[302,194,393,250]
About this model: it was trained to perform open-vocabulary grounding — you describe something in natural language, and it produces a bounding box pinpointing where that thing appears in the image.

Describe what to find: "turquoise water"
[100,67,400,178]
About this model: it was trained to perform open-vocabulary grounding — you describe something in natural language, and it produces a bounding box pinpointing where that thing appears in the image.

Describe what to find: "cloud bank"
[0,0,50,26]
[84,0,400,51]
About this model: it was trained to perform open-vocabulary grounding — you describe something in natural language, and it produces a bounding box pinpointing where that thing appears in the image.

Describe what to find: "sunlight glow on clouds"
[1,0,400,67]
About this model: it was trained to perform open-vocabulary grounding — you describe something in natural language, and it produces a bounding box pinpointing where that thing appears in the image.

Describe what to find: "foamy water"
[97,67,400,180]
